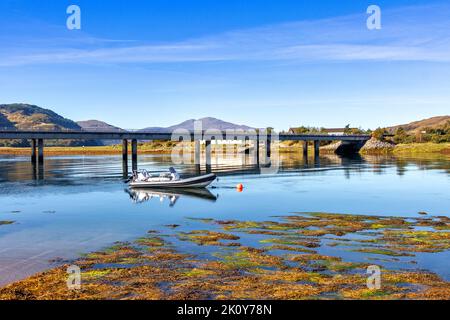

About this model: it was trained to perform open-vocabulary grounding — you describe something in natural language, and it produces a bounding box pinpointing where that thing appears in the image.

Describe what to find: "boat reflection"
[125,188,218,206]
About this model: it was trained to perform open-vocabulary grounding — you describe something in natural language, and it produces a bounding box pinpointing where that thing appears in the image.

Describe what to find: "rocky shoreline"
[359,138,396,154]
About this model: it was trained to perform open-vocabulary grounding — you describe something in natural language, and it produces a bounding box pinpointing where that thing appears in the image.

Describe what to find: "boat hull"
[129,173,216,188]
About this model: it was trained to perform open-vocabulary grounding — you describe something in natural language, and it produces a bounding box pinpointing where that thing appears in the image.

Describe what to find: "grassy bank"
[0,141,180,156]
[0,142,302,156]
[393,142,450,155]
[358,142,450,156]
[0,141,449,156]
[282,141,450,156]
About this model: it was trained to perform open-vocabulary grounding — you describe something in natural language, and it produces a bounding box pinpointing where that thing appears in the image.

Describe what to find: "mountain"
[0,103,80,131]
[0,104,100,146]
[77,120,124,145]
[0,105,256,147]
[388,116,450,133]
[77,120,124,132]
[140,117,254,132]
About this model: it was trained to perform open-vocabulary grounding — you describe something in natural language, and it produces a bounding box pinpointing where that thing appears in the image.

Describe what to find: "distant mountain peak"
[77,119,123,131]
[140,117,254,133]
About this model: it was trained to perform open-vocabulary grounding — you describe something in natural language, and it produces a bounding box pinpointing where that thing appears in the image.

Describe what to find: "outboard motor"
[168,167,180,180]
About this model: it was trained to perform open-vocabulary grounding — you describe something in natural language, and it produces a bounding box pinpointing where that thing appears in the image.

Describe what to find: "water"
[0,152,449,286]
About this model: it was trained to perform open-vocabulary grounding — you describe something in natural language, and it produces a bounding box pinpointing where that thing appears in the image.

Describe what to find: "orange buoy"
[236,183,244,192]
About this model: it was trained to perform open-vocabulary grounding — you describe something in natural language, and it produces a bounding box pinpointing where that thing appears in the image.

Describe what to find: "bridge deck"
[0,130,371,142]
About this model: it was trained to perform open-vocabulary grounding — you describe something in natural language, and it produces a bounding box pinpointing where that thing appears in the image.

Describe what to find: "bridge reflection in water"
[0,130,371,177]
[0,152,345,183]
[0,151,448,186]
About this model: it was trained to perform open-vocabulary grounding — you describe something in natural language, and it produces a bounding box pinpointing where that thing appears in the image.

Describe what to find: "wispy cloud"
[1,3,450,66]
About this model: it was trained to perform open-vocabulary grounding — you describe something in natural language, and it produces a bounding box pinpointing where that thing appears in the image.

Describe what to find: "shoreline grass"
[0,143,177,156]
[393,142,450,155]
[0,142,449,156]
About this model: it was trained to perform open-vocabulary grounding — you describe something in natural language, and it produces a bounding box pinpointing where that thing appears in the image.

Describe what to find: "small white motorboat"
[129,167,216,189]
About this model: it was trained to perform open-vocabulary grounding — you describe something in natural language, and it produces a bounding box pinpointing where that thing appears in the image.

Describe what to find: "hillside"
[77,120,123,132]
[140,117,254,132]
[0,105,256,147]
[388,116,450,133]
[0,104,80,131]
[0,104,99,147]
[0,113,14,129]
[77,120,124,145]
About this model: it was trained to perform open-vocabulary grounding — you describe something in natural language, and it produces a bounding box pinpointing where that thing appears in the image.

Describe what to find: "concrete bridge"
[0,130,371,170]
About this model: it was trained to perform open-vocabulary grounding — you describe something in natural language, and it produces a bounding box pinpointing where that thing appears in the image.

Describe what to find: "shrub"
[372,128,387,141]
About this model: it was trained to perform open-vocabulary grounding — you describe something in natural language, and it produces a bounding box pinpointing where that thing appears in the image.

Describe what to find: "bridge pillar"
[194,140,201,173]
[205,140,212,173]
[314,140,320,158]
[255,137,260,164]
[37,161,44,180]
[302,141,308,158]
[122,160,128,179]
[32,160,37,180]
[31,139,37,163]
[194,140,201,165]
[131,139,138,171]
[205,140,211,165]
[122,139,128,162]
[122,139,129,178]
[37,139,44,164]
[264,137,271,164]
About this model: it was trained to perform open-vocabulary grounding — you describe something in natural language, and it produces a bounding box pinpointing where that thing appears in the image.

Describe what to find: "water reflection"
[0,151,449,287]
[125,188,218,206]
[0,153,448,184]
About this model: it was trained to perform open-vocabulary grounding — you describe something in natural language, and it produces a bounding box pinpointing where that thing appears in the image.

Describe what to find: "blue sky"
[0,0,449,130]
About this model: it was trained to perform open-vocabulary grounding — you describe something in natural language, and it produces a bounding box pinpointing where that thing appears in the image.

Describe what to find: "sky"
[0,0,449,130]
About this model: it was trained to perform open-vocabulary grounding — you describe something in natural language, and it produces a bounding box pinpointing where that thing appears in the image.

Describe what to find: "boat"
[128,167,216,188]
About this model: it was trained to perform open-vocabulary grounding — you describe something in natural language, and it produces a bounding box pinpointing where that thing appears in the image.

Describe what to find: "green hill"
[0,103,81,131]
[387,116,450,133]
[0,104,101,147]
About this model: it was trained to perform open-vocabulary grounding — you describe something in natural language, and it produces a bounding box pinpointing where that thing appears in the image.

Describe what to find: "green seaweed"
[1,211,449,300]
[352,248,414,257]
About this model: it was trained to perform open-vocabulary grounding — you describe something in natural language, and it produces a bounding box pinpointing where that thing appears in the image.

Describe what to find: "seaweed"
[1,212,449,300]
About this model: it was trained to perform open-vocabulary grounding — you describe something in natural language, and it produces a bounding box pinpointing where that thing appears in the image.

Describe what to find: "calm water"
[0,152,449,286]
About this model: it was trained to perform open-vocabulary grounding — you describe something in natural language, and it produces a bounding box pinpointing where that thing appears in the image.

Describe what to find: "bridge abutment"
[335,141,366,155]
